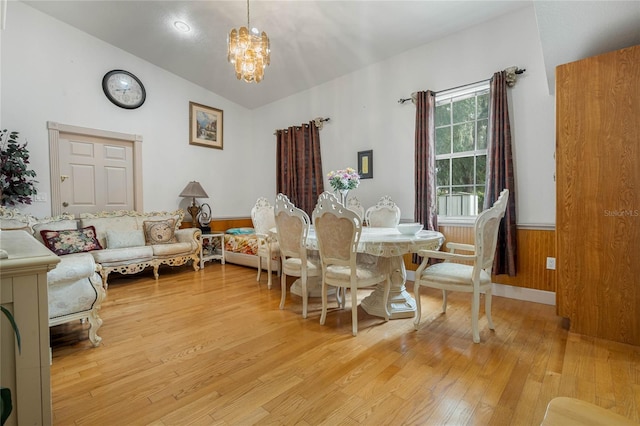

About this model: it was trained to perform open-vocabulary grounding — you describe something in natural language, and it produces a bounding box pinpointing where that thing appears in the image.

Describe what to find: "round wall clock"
[102,69,146,109]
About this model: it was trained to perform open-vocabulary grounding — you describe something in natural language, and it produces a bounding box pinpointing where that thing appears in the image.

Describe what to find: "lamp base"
[187,203,200,228]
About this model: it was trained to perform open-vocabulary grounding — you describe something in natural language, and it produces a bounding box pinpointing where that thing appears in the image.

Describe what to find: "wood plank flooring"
[50,263,640,425]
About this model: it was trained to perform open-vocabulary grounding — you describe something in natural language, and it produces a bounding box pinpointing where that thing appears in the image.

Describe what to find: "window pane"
[439,186,477,216]
[452,122,474,153]
[436,158,450,188]
[451,156,474,185]
[477,92,489,119]
[477,119,488,149]
[475,185,485,212]
[435,103,451,126]
[476,155,486,184]
[452,96,476,123]
[436,127,451,155]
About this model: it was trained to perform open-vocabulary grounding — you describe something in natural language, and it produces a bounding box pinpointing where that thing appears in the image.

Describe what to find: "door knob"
[62,202,69,207]
[61,175,69,182]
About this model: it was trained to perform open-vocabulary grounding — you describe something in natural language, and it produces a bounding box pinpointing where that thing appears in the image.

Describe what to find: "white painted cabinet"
[0,230,60,425]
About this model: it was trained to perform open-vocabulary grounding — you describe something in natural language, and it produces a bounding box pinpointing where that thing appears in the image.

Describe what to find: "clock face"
[102,70,146,109]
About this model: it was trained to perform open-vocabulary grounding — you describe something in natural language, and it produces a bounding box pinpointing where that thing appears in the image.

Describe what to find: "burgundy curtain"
[413,90,438,264]
[276,121,324,216]
[486,71,517,276]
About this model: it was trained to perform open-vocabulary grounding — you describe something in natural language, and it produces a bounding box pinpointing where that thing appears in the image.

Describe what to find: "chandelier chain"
[247,0,250,28]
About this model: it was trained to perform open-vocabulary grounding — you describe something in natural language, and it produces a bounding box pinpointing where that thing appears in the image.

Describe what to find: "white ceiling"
[21,0,640,109]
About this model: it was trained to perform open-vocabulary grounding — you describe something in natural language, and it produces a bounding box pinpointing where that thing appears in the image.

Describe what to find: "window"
[435,82,489,218]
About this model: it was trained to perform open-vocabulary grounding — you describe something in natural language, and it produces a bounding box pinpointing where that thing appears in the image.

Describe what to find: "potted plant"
[0,130,38,206]
[0,306,21,425]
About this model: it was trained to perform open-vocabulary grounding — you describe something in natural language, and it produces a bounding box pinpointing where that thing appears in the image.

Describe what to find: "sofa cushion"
[106,229,146,249]
[80,216,139,249]
[33,219,79,244]
[40,226,103,256]
[151,242,193,257]
[143,219,178,245]
[91,245,154,265]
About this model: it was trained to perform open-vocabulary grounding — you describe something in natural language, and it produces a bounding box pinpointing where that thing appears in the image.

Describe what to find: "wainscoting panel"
[405,226,556,292]
[209,217,253,232]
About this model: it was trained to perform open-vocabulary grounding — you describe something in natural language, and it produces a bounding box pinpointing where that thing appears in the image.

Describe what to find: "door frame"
[47,121,143,216]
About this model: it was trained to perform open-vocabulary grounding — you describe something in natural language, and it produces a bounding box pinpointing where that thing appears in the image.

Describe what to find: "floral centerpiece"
[327,167,360,191]
[327,167,360,204]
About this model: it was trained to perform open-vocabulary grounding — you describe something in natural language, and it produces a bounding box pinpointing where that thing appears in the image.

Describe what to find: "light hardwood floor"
[50,263,640,425]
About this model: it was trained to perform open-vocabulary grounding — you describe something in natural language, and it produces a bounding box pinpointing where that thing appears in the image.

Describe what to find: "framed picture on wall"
[358,150,373,179]
[189,101,223,149]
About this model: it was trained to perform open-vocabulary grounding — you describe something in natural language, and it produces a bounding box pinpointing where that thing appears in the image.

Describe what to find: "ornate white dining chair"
[365,195,401,227]
[346,196,365,220]
[313,192,391,336]
[413,189,509,343]
[274,193,321,318]
[251,197,280,289]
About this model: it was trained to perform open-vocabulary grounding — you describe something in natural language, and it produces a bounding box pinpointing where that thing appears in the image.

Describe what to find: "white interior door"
[58,135,133,215]
[48,122,143,216]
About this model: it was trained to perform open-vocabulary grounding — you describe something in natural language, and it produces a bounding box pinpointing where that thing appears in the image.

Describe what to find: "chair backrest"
[274,193,311,260]
[474,189,509,272]
[346,196,365,220]
[251,197,276,234]
[364,195,401,227]
[312,192,361,269]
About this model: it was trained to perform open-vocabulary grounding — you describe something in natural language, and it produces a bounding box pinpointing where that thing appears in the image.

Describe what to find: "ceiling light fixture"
[174,21,190,33]
[227,0,270,83]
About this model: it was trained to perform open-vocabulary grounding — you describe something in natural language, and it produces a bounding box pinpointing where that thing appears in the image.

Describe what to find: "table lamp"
[179,181,209,228]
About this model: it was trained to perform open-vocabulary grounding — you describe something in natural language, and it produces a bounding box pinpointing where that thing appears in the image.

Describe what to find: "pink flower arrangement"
[327,167,360,191]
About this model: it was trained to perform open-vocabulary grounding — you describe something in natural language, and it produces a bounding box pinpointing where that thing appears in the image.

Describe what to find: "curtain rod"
[273,117,330,135]
[398,67,526,104]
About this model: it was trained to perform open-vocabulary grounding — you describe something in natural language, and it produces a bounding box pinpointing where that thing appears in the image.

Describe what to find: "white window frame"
[435,81,490,225]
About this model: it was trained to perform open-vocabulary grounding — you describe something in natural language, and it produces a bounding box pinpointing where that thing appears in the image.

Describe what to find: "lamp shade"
[179,181,209,199]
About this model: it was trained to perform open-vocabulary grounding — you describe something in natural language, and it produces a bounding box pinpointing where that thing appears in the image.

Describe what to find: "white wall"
[2,3,556,226]
[253,5,556,226]
[1,1,269,219]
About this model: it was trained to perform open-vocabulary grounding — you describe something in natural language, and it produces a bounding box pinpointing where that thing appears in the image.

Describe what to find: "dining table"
[303,226,445,320]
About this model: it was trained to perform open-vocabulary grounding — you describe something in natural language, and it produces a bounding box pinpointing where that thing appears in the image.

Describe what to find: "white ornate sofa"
[29,209,201,287]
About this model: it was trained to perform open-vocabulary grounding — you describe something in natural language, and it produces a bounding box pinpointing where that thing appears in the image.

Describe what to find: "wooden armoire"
[556,44,640,345]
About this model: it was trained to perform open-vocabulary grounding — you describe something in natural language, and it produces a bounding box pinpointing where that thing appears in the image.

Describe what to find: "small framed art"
[189,101,223,149]
[358,150,373,179]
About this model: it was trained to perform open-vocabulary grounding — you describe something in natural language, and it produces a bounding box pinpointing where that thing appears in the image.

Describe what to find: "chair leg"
[279,272,287,310]
[256,255,262,283]
[413,281,422,330]
[485,288,495,330]
[301,276,308,319]
[266,255,272,289]
[320,280,328,325]
[472,290,480,343]
[351,285,358,336]
[442,289,448,313]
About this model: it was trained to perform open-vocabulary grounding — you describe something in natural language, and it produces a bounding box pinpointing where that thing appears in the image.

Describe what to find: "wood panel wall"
[209,218,556,292]
[208,217,253,232]
[403,226,556,292]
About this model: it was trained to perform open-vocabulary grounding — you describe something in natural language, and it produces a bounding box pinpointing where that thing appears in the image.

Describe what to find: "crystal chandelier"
[227,0,270,83]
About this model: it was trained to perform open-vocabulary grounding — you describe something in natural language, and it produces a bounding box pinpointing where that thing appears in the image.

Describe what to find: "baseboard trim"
[406,271,556,306]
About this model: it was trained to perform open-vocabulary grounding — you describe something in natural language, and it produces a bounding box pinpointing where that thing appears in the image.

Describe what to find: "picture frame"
[189,101,223,149]
[358,150,373,179]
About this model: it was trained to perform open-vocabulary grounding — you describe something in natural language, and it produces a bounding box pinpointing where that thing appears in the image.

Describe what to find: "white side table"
[200,233,225,269]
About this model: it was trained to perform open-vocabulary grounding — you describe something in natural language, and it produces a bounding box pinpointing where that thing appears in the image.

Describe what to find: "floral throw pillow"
[143,219,178,245]
[40,226,103,256]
